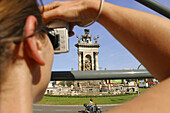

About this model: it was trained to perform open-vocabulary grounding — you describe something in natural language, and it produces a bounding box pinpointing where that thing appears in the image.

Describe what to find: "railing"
[135,0,170,19]
[51,70,153,81]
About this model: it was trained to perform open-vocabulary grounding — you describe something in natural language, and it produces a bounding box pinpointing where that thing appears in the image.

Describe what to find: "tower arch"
[85,54,92,71]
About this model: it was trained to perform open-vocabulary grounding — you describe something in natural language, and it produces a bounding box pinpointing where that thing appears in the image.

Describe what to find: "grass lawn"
[37,88,148,105]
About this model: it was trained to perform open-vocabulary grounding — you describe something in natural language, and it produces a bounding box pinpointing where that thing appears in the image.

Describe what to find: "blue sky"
[41,0,170,71]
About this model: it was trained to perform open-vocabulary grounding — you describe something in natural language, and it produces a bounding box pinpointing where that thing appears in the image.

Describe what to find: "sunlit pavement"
[33,104,118,113]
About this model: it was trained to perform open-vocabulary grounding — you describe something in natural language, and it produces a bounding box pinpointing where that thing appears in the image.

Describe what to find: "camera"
[47,20,69,54]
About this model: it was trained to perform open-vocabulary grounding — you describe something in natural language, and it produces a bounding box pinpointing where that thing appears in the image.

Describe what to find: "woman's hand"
[41,0,99,25]
[40,0,100,36]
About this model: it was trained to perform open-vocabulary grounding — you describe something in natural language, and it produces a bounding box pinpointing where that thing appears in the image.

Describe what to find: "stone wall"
[45,84,138,96]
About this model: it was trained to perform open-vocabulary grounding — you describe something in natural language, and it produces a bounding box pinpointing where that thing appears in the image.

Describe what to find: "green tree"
[58,81,65,86]
[66,81,73,87]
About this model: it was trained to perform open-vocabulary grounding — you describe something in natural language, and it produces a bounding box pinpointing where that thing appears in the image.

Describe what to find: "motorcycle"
[83,103,102,113]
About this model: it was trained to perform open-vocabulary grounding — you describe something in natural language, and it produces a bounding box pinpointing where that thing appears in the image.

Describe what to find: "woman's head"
[0,0,54,102]
[0,0,44,69]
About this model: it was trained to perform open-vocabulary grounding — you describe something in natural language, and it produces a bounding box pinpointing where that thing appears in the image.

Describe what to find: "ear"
[25,15,45,65]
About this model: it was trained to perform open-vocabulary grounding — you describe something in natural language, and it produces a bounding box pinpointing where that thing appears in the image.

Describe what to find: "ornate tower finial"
[82,29,92,44]
[76,35,80,43]
[94,35,99,43]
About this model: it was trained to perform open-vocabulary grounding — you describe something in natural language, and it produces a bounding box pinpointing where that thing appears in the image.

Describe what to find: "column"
[78,52,81,71]
[91,52,94,70]
[95,52,99,70]
[83,52,85,71]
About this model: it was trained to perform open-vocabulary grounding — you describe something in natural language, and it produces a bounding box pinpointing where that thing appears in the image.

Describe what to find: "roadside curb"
[34,104,120,107]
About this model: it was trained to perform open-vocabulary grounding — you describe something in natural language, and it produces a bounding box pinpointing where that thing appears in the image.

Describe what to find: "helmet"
[90,98,93,101]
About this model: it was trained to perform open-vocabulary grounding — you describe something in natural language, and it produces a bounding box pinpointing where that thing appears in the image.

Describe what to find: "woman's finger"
[68,22,76,37]
[39,2,59,12]
[40,1,74,12]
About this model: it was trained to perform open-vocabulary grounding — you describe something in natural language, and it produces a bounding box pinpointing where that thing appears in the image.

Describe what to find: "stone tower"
[75,29,100,71]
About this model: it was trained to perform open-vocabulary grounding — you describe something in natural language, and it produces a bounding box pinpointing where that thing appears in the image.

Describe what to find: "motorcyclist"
[89,98,95,112]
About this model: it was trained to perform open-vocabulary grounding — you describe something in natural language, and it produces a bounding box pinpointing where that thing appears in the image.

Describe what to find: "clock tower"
[75,29,100,71]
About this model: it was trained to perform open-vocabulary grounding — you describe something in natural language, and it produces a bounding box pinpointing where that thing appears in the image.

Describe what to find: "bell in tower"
[75,29,100,71]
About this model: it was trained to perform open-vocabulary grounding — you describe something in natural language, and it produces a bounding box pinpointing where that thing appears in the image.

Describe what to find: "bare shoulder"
[105,77,170,113]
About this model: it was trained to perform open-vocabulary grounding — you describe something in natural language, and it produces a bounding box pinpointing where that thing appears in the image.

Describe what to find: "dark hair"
[0,0,44,38]
[0,0,44,80]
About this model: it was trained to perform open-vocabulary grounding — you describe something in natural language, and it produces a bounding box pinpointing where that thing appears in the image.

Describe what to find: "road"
[33,104,118,113]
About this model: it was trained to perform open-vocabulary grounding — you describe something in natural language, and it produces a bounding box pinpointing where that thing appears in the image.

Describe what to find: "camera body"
[47,20,69,54]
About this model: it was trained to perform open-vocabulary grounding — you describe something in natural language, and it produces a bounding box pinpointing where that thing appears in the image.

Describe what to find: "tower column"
[78,52,81,71]
[83,52,86,71]
[96,52,99,70]
[91,52,94,70]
